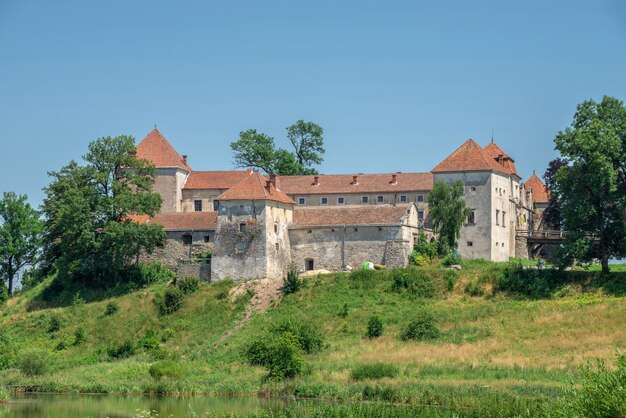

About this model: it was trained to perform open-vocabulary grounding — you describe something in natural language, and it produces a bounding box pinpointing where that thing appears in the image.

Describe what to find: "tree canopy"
[427,180,471,252]
[549,96,626,273]
[231,120,325,175]
[41,135,165,285]
[0,192,43,295]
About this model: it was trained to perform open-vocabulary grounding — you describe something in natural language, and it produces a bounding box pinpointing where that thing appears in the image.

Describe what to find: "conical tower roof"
[524,172,549,203]
[432,139,507,174]
[216,171,295,205]
[135,128,191,170]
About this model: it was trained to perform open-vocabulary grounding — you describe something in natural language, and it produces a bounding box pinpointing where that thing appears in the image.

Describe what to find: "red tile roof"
[432,139,510,175]
[135,129,191,170]
[483,142,519,177]
[149,212,218,230]
[291,205,411,227]
[524,172,550,203]
[216,172,295,205]
[279,172,433,195]
[183,170,250,190]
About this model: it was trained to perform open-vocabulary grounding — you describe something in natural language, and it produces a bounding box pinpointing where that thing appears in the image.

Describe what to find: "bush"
[465,279,484,296]
[351,363,398,380]
[0,281,7,304]
[107,340,136,359]
[548,354,626,417]
[156,287,184,315]
[444,270,458,291]
[104,301,119,316]
[282,266,302,295]
[442,252,462,267]
[48,315,62,333]
[401,312,440,341]
[412,232,437,261]
[73,327,86,346]
[176,276,199,295]
[72,292,85,307]
[0,385,10,402]
[216,290,229,300]
[391,269,437,297]
[19,350,49,376]
[148,360,184,381]
[337,303,349,318]
[133,262,176,287]
[496,262,554,298]
[138,329,160,351]
[270,317,324,354]
[366,316,384,338]
[348,269,384,289]
[409,251,429,266]
[244,332,303,379]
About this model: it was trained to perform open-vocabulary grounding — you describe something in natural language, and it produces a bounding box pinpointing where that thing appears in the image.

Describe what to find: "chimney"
[351,175,358,185]
[312,176,320,186]
[182,155,188,165]
[269,173,279,189]
[129,151,136,158]
[497,154,504,165]
[265,180,272,191]
[390,174,397,184]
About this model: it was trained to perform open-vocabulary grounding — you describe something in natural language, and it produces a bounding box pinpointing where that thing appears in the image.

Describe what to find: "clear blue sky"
[1,0,625,206]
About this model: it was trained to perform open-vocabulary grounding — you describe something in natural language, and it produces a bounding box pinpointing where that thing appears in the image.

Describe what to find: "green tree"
[427,180,471,252]
[0,192,43,295]
[550,96,626,273]
[231,120,325,175]
[41,135,165,284]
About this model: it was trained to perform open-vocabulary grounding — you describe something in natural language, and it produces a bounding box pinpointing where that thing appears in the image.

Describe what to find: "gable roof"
[135,129,191,171]
[279,172,433,195]
[216,171,295,205]
[150,212,217,230]
[291,205,411,227]
[183,170,250,190]
[432,139,509,175]
[483,142,519,177]
[524,172,550,203]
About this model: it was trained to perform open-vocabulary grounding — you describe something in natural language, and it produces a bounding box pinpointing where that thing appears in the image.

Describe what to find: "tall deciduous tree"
[41,135,165,285]
[542,158,568,230]
[0,192,43,295]
[427,180,471,252]
[550,96,626,273]
[231,121,325,175]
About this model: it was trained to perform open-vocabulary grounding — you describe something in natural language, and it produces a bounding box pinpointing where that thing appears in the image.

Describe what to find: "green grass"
[0,262,625,416]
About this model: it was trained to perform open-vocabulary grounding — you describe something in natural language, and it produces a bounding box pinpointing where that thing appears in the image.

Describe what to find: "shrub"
[282,266,302,295]
[366,316,383,338]
[547,354,626,417]
[351,363,398,380]
[72,292,85,307]
[156,287,184,315]
[104,301,119,316]
[138,329,160,351]
[244,332,303,379]
[176,276,199,295]
[148,360,184,381]
[0,385,10,402]
[270,317,324,354]
[134,262,176,287]
[73,327,86,346]
[444,270,458,291]
[413,231,437,261]
[465,279,484,296]
[401,312,440,341]
[0,281,7,304]
[348,269,384,289]
[216,290,229,300]
[496,262,554,298]
[442,252,462,267]
[19,350,49,376]
[409,252,429,266]
[48,315,62,333]
[107,340,135,359]
[391,269,437,297]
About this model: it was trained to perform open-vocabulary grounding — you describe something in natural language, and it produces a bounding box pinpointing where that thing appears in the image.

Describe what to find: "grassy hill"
[0,261,625,416]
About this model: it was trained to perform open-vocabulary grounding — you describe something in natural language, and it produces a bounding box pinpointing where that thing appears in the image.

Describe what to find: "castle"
[133,129,549,280]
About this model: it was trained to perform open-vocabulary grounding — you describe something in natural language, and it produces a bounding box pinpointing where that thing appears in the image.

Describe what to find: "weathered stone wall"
[212,217,267,280]
[175,259,211,281]
[514,236,529,259]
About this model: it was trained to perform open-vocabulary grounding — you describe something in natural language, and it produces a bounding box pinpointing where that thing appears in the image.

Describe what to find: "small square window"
[239,223,246,232]
[467,241,473,247]
[298,197,306,205]
[399,195,407,203]
[416,195,424,202]
[337,197,345,204]
[204,235,211,243]
[194,200,202,212]
[418,210,424,221]
[467,210,475,224]
[361,196,369,204]
[307,229,312,234]
[377,195,384,203]
[470,186,476,192]
[321,197,328,205]
[182,234,192,245]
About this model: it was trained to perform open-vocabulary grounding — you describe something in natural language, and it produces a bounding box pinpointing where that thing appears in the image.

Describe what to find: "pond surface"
[0,393,295,417]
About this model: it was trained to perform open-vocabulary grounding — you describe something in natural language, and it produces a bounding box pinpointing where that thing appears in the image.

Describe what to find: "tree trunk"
[601,255,610,275]
[7,272,13,296]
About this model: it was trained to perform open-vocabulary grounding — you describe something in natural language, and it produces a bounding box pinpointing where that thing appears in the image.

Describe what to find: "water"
[0,393,295,417]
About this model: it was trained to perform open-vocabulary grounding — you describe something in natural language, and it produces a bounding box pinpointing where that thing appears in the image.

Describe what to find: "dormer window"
[416,195,424,202]
[399,195,407,203]
[320,197,328,205]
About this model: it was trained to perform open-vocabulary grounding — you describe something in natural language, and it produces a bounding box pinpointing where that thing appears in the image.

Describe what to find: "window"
[307,229,312,234]
[418,210,424,221]
[320,197,328,205]
[377,195,384,203]
[496,210,500,226]
[361,196,369,204]
[239,223,246,232]
[502,211,506,227]
[467,241,473,247]
[213,200,219,211]
[182,234,192,245]
[337,197,345,205]
[399,195,407,203]
[467,210,475,224]
[305,258,314,271]
[194,200,202,212]
[204,235,211,243]
[275,243,279,251]
[416,195,424,202]
[274,224,278,234]
[298,197,306,205]
[470,186,476,192]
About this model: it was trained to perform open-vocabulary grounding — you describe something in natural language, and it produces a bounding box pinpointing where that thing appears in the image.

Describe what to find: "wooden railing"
[516,229,568,240]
